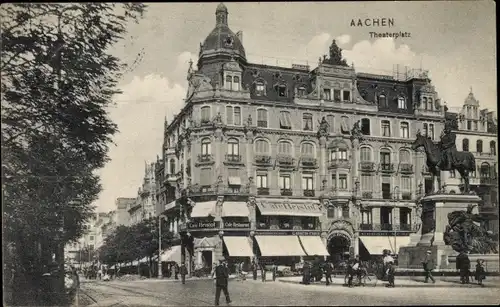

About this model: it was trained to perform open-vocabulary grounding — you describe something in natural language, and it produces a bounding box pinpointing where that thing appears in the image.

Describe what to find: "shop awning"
[191,201,217,218]
[255,236,307,257]
[228,177,242,186]
[222,201,249,217]
[223,236,253,257]
[257,202,322,217]
[299,236,329,256]
[359,236,412,255]
[160,245,182,263]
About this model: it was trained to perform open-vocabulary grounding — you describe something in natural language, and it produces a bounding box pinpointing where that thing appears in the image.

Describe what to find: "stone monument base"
[398,193,483,271]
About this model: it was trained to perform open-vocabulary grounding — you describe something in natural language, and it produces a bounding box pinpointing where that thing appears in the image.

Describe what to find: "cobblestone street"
[78,276,500,306]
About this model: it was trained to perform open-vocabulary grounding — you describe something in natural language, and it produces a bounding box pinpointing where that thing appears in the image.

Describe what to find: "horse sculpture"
[411,129,476,193]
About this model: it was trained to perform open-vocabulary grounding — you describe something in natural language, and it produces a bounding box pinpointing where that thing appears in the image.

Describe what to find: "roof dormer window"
[255,81,266,96]
[276,84,287,97]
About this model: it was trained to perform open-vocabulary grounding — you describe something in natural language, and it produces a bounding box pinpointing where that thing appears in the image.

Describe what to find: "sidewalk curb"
[276,278,499,288]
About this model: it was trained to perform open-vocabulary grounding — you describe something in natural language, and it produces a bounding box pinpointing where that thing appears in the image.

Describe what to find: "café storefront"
[253,200,329,266]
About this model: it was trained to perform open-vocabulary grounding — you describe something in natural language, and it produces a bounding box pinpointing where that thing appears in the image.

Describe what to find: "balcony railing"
[380,163,395,172]
[399,163,414,173]
[303,190,315,197]
[281,189,293,196]
[200,119,211,126]
[360,224,373,230]
[382,192,392,200]
[197,154,214,163]
[480,177,497,185]
[301,157,317,167]
[329,159,350,169]
[257,120,268,128]
[257,187,270,195]
[362,191,373,199]
[225,154,242,163]
[254,155,272,165]
[402,192,412,200]
[277,155,295,166]
[381,223,393,231]
[359,162,376,172]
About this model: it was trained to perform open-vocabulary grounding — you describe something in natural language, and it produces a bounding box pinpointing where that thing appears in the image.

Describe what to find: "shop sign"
[257,202,322,216]
[187,221,220,230]
[358,231,411,236]
[223,221,250,229]
[254,230,320,236]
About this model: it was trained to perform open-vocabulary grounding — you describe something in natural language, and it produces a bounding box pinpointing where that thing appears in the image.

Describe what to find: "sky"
[96,1,497,212]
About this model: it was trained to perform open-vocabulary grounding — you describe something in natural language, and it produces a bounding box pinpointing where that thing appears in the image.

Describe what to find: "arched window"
[381,120,391,137]
[297,86,307,97]
[233,76,240,91]
[225,75,232,90]
[326,115,335,133]
[379,94,388,108]
[226,106,233,125]
[227,138,239,156]
[201,106,211,123]
[428,98,433,110]
[201,138,211,156]
[301,143,315,157]
[480,163,491,178]
[422,97,428,109]
[462,139,469,152]
[278,141,293,156]
[477,140,483,153]
[361,118,371,135]
[398,97,406,109]
[255,139,270,154]
[380,148,391,165]
[257,109,268,128]
[360,147,372,162]
[490,141,496,155]
[303,113,313,131]
[399,150,411,164]
[169,159,176,175]
[400,122,410,138]
[255,81,266,96]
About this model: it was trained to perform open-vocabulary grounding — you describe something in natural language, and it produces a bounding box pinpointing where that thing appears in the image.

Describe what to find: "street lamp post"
[158,214,167,278]
[392,186,399,256]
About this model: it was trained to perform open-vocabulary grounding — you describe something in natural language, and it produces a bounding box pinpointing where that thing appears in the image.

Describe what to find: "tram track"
[89,281,214,306]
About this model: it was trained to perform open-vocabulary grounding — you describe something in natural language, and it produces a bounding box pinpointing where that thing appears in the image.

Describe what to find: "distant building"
[129,162,157,225]
[445,90,498,235]
[115,197,136,226]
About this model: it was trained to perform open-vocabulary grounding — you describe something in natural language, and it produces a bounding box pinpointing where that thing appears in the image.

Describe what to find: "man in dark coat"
[422,250,436,283]
[272,263,278,282]
[214,259,231,306]
[457,251,471,284]
[260,263,266,282]
[251,260,257,280]
[324,261,333,286]
[302,262,311,285]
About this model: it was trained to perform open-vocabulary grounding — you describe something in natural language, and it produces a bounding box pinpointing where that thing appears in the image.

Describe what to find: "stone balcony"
[301,156,318,168]
[276,155,295,167]
[359,162,376,172]
[379,163,395,173]
[254,155,272,166]
[328,159,351,169]
[399,163,414,174]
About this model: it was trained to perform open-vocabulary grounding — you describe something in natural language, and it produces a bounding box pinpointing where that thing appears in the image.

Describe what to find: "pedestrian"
[251,260,257,281]
[475,259,486,286]
[214,259,231,306]
[240,261,247,281]
[272,262,278,282]
[180,262,187,284]
[324,261,333,286]
[457,251,471,284]
[302,262,311,285]
[260,263,266,282]
[346,260,355,287]
[385,262,396,288]
[174,263,180,280]
[421,250,436,284]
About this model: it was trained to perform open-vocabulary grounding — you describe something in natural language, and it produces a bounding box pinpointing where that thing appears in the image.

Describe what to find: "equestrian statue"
[411,118,476,193]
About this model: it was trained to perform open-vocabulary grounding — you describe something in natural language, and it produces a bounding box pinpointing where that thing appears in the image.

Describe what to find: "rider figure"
[436,122,457,170]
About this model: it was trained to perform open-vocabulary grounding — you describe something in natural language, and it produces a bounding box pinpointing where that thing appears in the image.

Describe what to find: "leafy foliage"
[98,218,175,267]
[1,3,146,304]
[322,39,348,66]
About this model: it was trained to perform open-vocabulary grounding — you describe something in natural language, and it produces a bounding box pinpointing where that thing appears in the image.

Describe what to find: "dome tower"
[198,3,246,70]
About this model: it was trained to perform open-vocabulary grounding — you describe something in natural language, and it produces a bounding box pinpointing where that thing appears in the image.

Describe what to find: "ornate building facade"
[129,162,158,225]
[446,91,498,236]
[155,3,448,269]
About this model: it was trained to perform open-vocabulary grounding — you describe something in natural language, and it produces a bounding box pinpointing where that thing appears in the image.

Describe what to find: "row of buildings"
[69,3,498,272]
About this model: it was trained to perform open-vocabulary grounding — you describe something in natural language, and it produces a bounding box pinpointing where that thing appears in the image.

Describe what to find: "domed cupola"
[198,3,246,67]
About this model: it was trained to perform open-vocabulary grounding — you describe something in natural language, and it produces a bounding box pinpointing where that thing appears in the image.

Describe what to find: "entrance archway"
[327,234,351,263]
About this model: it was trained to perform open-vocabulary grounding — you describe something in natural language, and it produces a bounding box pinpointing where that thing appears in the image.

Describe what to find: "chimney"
[236,31,243,44]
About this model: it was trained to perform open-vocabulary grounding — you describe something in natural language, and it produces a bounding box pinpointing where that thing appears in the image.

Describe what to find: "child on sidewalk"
[475,259,486,286]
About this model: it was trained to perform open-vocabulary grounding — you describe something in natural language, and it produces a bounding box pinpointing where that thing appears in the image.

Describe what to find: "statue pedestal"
[398,193,482,271]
